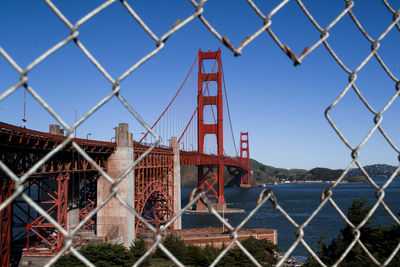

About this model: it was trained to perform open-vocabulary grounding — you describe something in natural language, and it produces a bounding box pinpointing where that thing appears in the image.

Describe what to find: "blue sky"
[1,0,399,170]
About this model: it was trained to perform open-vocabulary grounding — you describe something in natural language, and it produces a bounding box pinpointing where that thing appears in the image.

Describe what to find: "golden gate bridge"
[0,49,251,265]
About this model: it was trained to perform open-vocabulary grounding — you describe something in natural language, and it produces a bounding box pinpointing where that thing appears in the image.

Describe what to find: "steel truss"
[78,174,98,232]
[0,179,13,267]
[134,148,174,232]
[22,174,69,255]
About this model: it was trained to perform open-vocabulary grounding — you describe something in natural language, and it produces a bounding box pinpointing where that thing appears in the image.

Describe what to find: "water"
[181,178,400,258]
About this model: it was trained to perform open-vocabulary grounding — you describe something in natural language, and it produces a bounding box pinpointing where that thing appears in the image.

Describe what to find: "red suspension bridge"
[0,49,251,265]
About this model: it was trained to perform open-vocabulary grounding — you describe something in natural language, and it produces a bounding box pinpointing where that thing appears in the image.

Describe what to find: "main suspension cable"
[221,62,238,157]
[139,54,199,144]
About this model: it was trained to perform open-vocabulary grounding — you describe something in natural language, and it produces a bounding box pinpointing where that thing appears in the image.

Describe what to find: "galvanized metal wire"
[1,0,400,266]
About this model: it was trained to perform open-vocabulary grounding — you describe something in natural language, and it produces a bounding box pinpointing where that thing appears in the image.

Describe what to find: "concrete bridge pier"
[67,175,80,233]
[97,123,135,247]
[169,137,181,229]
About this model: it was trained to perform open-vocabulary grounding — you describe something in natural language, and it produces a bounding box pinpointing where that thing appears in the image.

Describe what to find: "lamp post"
[66,108,77,138]
[86,133,92,140]
[140,132,147,143]
[74,110,77,138]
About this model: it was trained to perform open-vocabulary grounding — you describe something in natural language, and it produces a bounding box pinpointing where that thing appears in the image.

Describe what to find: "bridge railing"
[1,1,400,266]
[0,121,115,149]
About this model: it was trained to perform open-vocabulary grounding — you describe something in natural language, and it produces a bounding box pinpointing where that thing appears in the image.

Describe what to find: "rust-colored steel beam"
[23,173,69,256]
[0,180,13,267]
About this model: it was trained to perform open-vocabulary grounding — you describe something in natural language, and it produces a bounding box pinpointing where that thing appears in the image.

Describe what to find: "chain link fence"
[1,0,400,266]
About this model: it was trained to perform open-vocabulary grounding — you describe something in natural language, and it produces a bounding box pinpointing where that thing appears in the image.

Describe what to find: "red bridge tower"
[197,49,225,209]
[240,132,251,187]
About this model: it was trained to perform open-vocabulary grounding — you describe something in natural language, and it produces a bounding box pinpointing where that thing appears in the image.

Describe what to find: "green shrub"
[154,234,187,262]
[129,238,150,266]
[55,234,279,267]
[218,237,278,267]
[55,243,132,267]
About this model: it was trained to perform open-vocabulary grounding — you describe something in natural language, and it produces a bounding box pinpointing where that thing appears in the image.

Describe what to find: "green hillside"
[180,159,394,187]
[250,159,366,184]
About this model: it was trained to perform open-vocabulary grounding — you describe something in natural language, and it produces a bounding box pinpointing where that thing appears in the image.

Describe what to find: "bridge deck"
[0,122,247,170]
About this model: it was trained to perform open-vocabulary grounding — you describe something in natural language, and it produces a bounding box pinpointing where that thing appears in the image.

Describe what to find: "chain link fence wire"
[1,0,400,266]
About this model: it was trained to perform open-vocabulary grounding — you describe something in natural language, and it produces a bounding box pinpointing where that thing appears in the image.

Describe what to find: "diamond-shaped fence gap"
[111,50,199,146]
[0,54,21,96]
[196,0,267,48]
[0,1,69,68]
[327,86,380,149]
[257,0,321,62]
[8,173,71,258]
[122,0,194,38]
[11,183,42,251]
[326,190,400,266]
[355,56,400,113]
[348,1,396,41]
[377,99,400,152]
[49,0,113,25]
[180,188,248,228]
[299,199,351,259]
[216,187,304,258]
[0,88,26,128]
[66,96,143,144]
[75,3,158,78]
[371,182,400,225]
[23,45,116,135]
[326,176,393,228]
[321,14,375,72]
[296,0,353,30]
[0,83,69,134]
[304,185,396,266]
[179,190,278,266]
[262,184,336,258]
[351,128,399,174]
[374,31,400,81]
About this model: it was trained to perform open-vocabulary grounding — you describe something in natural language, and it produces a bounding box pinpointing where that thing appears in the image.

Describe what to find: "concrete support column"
[169,137,181,229]
[67,207,79,233]
[67,174,80,233]
[97,123,134,247]
[49,124,64,136]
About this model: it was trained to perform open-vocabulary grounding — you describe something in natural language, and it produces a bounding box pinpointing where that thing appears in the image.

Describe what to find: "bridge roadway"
[0,121,247,172]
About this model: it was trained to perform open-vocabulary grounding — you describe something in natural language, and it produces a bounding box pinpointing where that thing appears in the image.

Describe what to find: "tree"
[154,234,187,262]
[305,199,400,266]
[217,237,278,267]
[129,237,150,266]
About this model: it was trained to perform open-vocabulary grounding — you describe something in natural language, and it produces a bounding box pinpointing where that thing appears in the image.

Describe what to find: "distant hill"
[347,164,399,178]
[180,160,398,187]
[250,159,399,184]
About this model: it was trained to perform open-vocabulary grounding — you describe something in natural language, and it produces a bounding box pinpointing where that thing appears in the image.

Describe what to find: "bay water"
[181,178,400,258]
